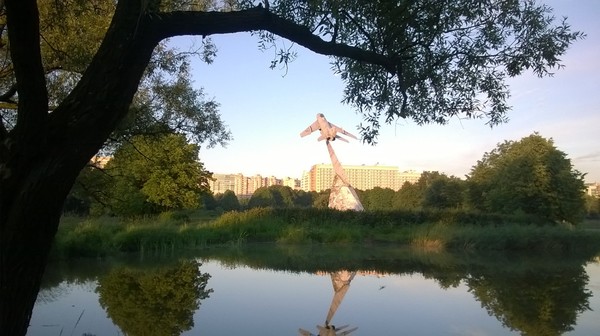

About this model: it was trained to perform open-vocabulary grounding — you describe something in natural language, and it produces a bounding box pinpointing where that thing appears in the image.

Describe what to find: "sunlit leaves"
[467,133,586,223]
[102,133,212,215]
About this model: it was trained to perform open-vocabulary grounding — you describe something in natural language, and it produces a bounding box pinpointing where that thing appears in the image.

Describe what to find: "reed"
[52,208,600,259]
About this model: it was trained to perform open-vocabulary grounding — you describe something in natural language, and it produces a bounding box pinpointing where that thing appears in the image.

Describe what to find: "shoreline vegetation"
[52,208,600,260]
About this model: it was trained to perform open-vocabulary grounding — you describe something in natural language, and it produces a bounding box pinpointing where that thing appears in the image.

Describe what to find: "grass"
[50,208,600,259]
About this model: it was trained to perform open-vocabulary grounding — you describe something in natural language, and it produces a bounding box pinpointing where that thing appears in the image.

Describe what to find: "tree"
[584,195,600,218]
[422,175,466,210]
[99,133,211,216]
[201,192,218,210]
[0,0,584,333]
[393,181,422,210]
[467,133,586,223]
[362,187,395,210]
[292,190,314,208]
[216,190,241,212]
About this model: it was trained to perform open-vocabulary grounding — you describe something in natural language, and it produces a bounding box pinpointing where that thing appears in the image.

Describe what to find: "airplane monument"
[299,270,358,336]
[300,113,364,211]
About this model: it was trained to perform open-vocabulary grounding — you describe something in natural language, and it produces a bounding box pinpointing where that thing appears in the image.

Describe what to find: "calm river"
[28,244,600,335]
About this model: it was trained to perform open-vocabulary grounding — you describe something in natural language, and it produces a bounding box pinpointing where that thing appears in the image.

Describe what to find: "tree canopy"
[100,133,212,216]
[0,0,585,334]
[467,133,586,223]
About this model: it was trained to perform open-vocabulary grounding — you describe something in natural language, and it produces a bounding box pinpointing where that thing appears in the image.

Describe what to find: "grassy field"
[51,208,600,259]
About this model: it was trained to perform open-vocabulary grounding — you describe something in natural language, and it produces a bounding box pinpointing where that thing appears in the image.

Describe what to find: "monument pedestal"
[328,175,364,211]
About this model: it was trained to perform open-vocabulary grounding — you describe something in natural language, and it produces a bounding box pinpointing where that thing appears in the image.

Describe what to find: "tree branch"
[0,83,17,102]
[151,7,398,73]
[5,0,48,139]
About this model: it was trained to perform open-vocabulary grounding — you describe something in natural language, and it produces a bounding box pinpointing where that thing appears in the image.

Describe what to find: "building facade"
[209,165,423,195]
[586,182,600,198]
[209,173,300,196]
[304,164,421,192]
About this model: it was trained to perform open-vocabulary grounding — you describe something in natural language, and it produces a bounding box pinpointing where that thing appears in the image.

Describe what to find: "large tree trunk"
[0,158,79,335]
[0,1,158,333]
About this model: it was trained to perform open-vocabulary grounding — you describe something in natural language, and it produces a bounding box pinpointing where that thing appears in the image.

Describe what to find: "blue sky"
[172,0,600,182]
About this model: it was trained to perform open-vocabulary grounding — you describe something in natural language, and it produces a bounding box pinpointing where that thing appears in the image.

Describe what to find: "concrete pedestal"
[328,175,364,211]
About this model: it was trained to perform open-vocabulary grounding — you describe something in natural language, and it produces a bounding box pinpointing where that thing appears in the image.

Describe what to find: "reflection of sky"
[191,262,513,335]
[28,260,600,336]
[566,262,600,335]
[28,281,121,336]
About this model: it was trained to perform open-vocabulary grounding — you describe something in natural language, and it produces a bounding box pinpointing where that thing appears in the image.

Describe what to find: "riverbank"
[52,208,600,259]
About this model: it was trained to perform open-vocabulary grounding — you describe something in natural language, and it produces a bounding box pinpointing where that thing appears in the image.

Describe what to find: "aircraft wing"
[330,123,358,140]
[334,135,349,143]
[300,120,320,137]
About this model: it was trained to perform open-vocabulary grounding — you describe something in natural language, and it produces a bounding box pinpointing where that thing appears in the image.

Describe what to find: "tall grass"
[52,208,600,259]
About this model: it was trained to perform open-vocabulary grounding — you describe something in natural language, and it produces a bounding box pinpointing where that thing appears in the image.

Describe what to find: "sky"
[171,0,600,183]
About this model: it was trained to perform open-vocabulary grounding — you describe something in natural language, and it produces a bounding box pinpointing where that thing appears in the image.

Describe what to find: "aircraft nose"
[318,113,324,117]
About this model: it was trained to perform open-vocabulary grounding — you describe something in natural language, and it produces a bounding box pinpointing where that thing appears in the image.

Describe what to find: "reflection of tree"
[467,267,591,336]
[96,259,212,336]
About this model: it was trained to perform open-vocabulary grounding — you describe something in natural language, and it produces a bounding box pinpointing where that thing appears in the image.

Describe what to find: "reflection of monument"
[299,270,358,336]
[300,114,364,211]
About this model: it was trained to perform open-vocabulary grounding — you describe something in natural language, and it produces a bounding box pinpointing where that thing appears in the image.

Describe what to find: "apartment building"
[586,182,600,198]
[209,173,299,196]
[209,165,422,195]
[303,164,421,192]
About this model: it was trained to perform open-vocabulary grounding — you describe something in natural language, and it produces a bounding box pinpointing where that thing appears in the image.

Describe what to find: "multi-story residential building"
[304,164,421,192]
[210,173,301,196]
[283,177,300,189]
[586,182,599,198]
[209,165,422,195]
[248,174,266,195]
[209,174,237,194]
[398,170,422,186]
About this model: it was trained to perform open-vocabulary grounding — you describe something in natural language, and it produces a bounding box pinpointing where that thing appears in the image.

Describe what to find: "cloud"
[574,152,600,162]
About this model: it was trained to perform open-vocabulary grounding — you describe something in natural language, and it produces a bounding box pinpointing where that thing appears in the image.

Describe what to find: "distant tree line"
[65,133,592,224]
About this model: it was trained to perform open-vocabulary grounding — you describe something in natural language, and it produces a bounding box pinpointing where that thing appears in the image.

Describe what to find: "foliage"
[468,133,586,223]
[215,190,241,211]
[247,185,308,208]
[359,187,395,210]
[96,260,212,336]
[52,209,600,260]
[393,182,422,210]
[201,193,218,210]
[312,190,331,209]
[99,133,211,216]
[585,195,600,218]
[423,175,466,209]
[257,1,585,142]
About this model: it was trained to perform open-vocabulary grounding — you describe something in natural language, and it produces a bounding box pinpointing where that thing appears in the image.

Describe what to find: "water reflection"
[299,271,358,336]
[466,265,591,335]
[96,259,212,336]
[31,246,600,335]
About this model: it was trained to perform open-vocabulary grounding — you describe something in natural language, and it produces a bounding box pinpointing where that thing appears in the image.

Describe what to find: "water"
[28,245,600,335]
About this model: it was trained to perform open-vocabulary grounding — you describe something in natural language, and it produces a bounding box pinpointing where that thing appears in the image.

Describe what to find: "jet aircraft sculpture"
[300,113,364,211]
[300,113,358,143]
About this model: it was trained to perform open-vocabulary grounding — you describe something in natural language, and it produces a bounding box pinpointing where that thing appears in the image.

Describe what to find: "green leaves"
[101,133,212,215]
[468,133,586,223]
[265,0,583,143]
